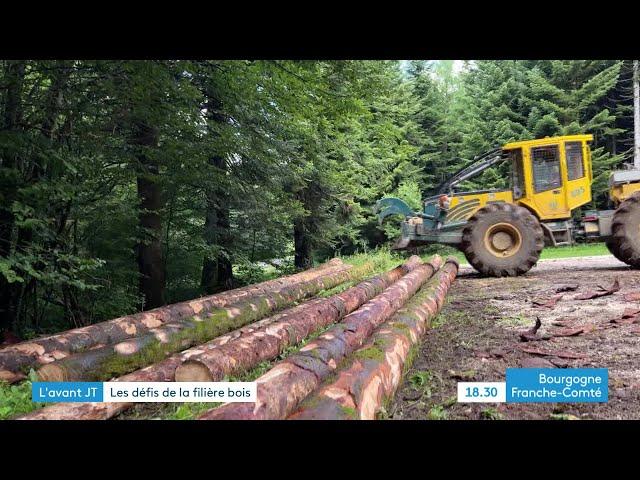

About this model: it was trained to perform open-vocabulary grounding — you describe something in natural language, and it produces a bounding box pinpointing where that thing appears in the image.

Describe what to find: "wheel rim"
[483,222,522,258]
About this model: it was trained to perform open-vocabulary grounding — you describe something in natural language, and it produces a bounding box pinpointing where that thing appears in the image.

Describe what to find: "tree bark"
[201,93,233,294]
[0,257,347,383]
[33,261,366,382]
[198,256,443,420]
[1,61,25,133]
[201,154,233,294]
[133,122,165,310]
[289,258,459,420]
[294,218,312,269]
[0,60,26,334]
[634,60,639,169]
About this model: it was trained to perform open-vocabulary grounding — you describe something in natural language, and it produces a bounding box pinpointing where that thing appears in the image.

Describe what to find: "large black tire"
[606,193,640,267]
[461,203,544,277]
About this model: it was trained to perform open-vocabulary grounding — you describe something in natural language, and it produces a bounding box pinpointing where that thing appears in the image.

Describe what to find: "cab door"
[529,144,571,219]
[563,140,592,210]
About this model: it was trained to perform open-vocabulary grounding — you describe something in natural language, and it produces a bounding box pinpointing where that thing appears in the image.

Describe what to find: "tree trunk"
[41,62,72,142]
[198,256,443,421]
[294,218,312,269]
[201,154,233,294]
[0,60,26,333]
[201,93,233,294]
[133,122,165,310]
[0,257,347,383]
[1,61,25,133]
[634,60,639,169]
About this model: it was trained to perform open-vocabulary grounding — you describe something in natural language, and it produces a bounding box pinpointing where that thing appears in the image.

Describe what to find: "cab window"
[510,148,525,199]
[565,141,584,180]
[532,145,561,192]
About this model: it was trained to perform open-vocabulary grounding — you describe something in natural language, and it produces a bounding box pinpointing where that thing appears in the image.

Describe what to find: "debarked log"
[197,255,443,420]
[34,262,372,382]
[174,255,423,382]
[0,258,349,383]
[288,258,459,420]
[17,258,409,420]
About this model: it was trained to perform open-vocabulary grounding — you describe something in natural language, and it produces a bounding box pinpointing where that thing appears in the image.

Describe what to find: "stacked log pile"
[197,256,452,420]
[0,258,350,383]
[17,257,414,420]
[14,254,460,421]
[34,261,372,382]
[289,258,459,420]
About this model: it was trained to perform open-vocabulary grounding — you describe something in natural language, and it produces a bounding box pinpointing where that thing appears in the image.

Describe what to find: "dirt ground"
[389,255,640,420]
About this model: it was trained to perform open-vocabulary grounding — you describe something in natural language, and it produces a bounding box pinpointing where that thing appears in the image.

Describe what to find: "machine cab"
[503,134,593,220]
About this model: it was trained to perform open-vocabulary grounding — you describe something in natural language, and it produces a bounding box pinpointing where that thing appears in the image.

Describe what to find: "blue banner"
[32,382,103,403]
[506,368,609,403]
[506,368,608,403]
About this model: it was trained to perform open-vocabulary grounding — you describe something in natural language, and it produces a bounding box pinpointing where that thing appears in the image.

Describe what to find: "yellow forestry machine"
[375,134,640,276]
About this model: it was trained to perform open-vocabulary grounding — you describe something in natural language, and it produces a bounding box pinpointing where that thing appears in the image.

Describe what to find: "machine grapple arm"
[434,147,504,194]
[374,197,414,224]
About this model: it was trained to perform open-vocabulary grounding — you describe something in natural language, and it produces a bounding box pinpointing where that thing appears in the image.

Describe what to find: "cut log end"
[37,363,68,382]
[0,369,25,383]
[175,361,214,382]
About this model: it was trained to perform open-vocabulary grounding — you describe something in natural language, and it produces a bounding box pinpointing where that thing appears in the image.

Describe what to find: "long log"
[288,258,459,420]
[197,255,443,421]
[34,261,372,382]
[20,308,337,419]
[17,257,416,420]
[0,258,349,383]
[175,255,423,381]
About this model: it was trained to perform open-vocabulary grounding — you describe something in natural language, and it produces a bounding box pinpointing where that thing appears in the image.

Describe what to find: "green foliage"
[480,407,503,420]
[0,59,634,340]
[0,370,43,419]
[540,242,609,259]
[454,60,626,200]
[427,405,449,420]
[409,370,433,399]
[167,402,219,420]
[396,181,422,211]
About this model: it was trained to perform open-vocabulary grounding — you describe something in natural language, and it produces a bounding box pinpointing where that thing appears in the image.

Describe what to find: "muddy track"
[389,255,640,420]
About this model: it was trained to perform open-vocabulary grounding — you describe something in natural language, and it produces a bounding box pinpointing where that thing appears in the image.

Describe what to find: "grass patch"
[497,313,532,327]
[338,242,610,272]
[431,310,472,328]
[408,370,433,399]
[549,413,580,420]
[416,244,465,264]
[442,395,457,408]
[353,346,385,362]
[340,247,407,275]
[480,407,503,420]
[427,405,449,420]
[225,360,274,383]
[166,402,221,420]
[540,242,608,260]
[317,280,358,298]
[339,405,358,419]
[430,313,446,328]
[483,304,501,315]
[426,242,610,266]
